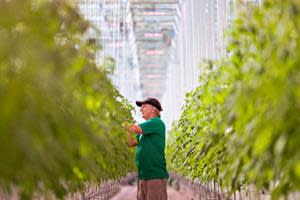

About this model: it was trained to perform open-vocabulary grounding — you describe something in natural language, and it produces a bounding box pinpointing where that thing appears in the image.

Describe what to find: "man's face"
[140,104,155,120]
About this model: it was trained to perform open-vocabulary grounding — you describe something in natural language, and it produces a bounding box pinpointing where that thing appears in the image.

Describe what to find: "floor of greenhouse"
[106,173,225,200]
[111,185,195,200]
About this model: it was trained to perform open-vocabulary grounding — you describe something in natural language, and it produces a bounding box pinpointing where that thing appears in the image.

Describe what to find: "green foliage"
[167,60,232,183]
[167,0,300,198]
[0,0,135,198]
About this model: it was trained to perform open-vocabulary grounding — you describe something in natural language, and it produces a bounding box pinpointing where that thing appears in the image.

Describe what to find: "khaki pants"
[137,179,168,200]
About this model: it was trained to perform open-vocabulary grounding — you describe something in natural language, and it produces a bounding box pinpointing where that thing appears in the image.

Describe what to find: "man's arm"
[126,124,143,134]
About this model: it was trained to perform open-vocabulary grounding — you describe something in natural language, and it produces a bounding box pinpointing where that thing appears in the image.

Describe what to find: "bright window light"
[143,11,167,16]
[144,33,163,38]
[145,50,164,55]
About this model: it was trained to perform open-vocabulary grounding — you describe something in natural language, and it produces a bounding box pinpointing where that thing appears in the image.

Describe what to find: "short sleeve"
[139,119,160,135]
[135,134,140,142]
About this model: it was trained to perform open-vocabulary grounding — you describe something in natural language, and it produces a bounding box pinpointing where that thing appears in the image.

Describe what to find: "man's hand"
[127,131,138,147]
[121,123,142,147]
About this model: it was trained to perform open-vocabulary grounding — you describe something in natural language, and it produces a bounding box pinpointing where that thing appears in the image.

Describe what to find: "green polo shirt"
[135,116,169,180]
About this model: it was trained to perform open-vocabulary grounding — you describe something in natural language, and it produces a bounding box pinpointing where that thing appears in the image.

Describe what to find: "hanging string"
[122,0,127,93]
[116,0,121,88]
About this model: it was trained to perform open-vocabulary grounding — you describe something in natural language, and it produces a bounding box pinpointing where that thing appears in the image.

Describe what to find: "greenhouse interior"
[0,0,299,199]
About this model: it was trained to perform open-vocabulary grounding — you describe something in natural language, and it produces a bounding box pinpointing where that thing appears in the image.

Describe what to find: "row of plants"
[0,0,135,199]
[167,0,300,199]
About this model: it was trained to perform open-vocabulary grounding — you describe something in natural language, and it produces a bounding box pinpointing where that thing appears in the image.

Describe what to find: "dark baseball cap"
[136,97,163,111]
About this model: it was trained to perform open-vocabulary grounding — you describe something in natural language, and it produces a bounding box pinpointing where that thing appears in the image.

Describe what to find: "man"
[125,97,169,200]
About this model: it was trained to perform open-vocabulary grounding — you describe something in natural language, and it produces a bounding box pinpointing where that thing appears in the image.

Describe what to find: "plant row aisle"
[0,0,135,199]
[167,0,300,199]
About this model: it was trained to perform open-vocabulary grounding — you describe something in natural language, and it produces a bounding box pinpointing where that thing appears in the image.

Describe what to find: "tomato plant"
[167,1,300,199]
[0,0,135,198]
